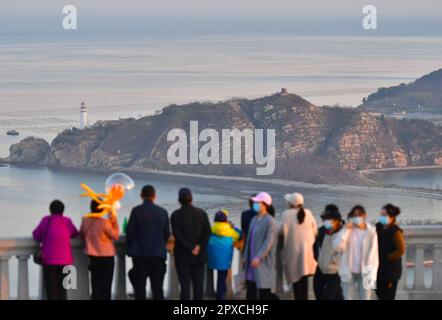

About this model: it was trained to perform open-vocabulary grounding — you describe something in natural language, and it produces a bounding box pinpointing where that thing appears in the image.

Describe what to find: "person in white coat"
[333,205,379,300]
[280,192,318,300]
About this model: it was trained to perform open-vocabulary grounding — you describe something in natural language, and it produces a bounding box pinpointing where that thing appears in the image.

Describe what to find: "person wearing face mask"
[241,194,258,244]
[333,205,379,300]
[316,205,345,300]
[243,192,279,300]
[375,204,405,300]
[280,192,317,300]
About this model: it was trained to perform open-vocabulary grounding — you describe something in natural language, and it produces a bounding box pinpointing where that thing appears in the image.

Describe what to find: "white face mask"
[351,217,364,226]
[324,220,333,230]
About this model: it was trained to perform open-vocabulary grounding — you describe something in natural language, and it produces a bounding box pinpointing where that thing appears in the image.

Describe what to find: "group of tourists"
[32,186,405,301]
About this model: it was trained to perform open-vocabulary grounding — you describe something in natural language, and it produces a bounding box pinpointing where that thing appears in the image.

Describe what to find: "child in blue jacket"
[207,210,242,300]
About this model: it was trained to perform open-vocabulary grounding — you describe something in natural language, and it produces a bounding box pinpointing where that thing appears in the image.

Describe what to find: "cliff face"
[8,92,442,183]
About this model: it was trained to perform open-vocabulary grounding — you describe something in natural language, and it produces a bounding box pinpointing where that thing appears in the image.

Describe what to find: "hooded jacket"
[207,222,241,270]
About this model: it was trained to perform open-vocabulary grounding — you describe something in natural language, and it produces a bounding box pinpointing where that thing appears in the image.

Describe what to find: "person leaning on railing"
[32,200,79,300]
[80,199,119,300]
[126,185,171,301]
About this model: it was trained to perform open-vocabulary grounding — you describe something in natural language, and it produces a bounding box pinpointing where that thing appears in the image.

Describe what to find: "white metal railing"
[0,226,441,300]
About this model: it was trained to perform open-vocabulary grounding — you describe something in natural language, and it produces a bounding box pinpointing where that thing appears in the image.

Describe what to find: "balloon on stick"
[81,173,135,218]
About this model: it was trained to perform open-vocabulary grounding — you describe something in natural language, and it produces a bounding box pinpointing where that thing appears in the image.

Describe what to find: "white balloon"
[105,173,135,192]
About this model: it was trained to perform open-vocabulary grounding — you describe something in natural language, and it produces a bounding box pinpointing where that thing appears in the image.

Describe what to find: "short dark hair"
[248,193,258,209]
[141,185,156,199]
[348,205,366,218]
[179,195,192,205]
[383,203,401,217]
[90,200,101,213]
[49,200,65,215]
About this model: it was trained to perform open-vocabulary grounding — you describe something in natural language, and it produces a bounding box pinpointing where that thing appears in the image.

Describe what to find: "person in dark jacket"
[241,194,258,240]
[126,185,171,300]
[376,204,405,300]
[171,188,211,300]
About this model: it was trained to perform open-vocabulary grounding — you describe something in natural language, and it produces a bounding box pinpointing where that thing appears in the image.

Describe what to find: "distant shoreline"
[360,165,442,175]
[3,162,442,201]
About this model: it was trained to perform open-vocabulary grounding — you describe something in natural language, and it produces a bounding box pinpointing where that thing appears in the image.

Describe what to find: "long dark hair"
[265,203,275,217]
[297,207,305,224]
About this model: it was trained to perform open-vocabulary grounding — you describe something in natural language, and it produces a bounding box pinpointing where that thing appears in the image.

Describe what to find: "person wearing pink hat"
[243,192,279,300]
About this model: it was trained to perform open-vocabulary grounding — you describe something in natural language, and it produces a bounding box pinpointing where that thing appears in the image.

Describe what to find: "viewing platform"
[1,226,442,300]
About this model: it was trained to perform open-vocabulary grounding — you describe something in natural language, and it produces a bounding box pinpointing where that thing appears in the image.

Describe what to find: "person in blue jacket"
[207,210,242,300]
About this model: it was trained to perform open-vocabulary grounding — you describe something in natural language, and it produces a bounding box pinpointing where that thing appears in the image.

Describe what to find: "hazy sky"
[1,0,441,18]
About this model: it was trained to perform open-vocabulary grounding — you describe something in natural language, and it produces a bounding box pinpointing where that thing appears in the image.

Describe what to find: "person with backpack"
[207,210,242,300]
[280,192,317,300]
[33,200,79,300]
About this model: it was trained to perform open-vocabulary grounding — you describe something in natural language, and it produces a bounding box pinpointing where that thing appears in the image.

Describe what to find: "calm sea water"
[1,34,433,112]
[1,164,441,239]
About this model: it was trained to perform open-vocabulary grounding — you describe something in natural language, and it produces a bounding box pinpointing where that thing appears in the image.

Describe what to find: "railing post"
[17,255,30,300]
[432,245,442,290]
[414,244,426,290]
[115,251,127,300]
[166,254,179,299]
[68,246,90,300]
[395,247,409,300]
[38,266,46,300]
[0,256,10,300]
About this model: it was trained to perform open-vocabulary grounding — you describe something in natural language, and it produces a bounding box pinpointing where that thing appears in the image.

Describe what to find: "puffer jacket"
[207,222,241,270]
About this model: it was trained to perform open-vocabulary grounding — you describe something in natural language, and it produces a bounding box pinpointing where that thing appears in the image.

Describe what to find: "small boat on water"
[6,130,19,136]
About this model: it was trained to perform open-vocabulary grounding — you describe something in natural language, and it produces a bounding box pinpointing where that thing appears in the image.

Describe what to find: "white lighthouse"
[79,102,89,129]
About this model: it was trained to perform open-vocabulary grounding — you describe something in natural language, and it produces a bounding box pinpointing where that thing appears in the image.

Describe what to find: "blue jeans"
[342,273,372,300]
[216,270,228,300]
